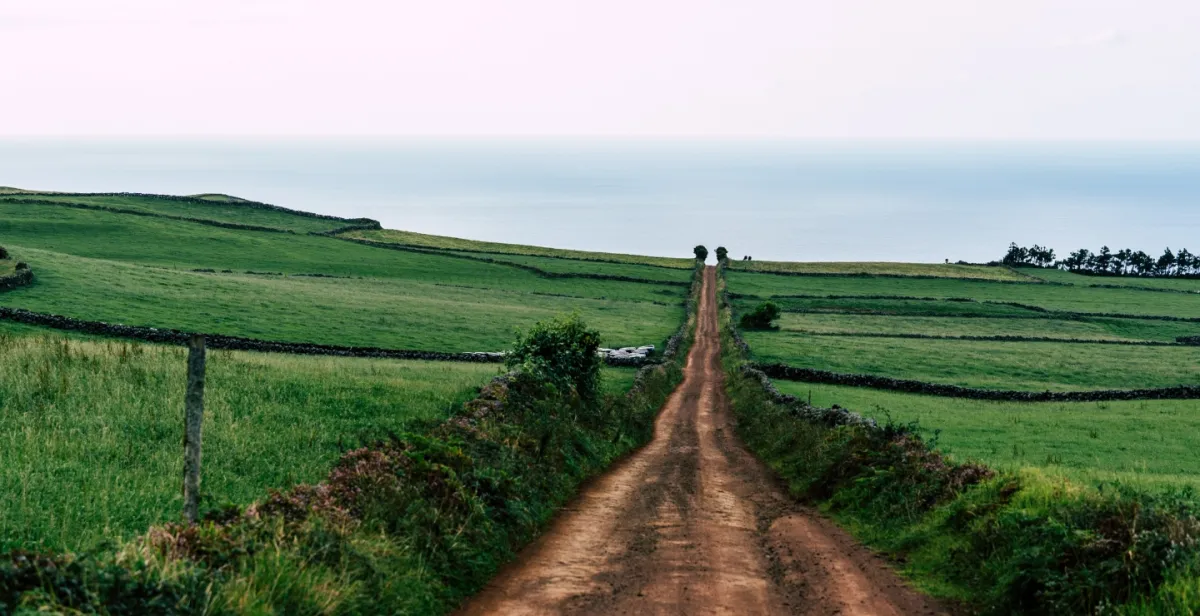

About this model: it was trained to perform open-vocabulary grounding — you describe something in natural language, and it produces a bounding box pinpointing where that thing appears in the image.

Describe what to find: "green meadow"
[723,259,1030,281]
[0,200,686,350]
[728,269,1200,318]
[0,191,691,555]
[726,261,1200,482]
[774,382,1200,488]
[0,327,501,552]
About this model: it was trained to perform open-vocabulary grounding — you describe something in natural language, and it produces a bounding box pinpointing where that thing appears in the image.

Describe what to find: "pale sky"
[3,0,1198,138]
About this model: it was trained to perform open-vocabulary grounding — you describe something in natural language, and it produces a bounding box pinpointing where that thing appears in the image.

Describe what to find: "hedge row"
[3,191,380,225]
[752,362,1200,402]
[0,306,659,367]
[335,236,691,287]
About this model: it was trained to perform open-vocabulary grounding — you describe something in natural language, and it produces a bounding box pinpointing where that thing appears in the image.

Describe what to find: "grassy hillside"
[724,259,1029,281]
[0,190,692,559]
[0,191,363,234]
[343,228,695,268]
[0,202,686,350]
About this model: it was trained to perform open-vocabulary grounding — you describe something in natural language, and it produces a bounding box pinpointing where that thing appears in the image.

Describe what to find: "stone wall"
[753,362,1200,402]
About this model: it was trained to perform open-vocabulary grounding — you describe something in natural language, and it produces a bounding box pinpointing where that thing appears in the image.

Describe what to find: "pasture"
[344,227,695,269]
[0,191,690,555]
[0,198,688,351]
[727,262,1200,484]
[0,326,502,552]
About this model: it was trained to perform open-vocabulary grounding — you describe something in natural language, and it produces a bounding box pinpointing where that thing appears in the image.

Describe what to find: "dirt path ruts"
[458,266,949,615]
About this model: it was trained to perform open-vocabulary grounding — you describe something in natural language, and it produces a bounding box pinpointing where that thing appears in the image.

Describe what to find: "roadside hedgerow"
[715,246,728,262]
[694,245,708,262]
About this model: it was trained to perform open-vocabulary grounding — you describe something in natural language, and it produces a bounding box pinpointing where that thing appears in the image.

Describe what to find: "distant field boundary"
[0,306,659,366]
[327,231,697,271]
[782,329,1188,347]
[1,197,383,237]
[734,292,1200,323]
[334,236,692,286]
[752,362,1200,402]
[723,267,1044,284]
[1,191,381,226]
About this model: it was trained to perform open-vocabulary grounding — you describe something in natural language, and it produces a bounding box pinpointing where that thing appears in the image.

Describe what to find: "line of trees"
[1003,243,1200,277]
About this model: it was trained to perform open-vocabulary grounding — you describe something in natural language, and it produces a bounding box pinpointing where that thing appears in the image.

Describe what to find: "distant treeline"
[1002,243,1200,278]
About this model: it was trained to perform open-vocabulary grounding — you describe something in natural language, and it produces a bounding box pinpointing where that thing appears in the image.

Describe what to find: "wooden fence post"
[183,335,206,524]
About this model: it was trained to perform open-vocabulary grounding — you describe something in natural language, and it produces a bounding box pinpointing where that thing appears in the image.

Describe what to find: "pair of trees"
[693,246,729,262]
[1003,243,1200,277]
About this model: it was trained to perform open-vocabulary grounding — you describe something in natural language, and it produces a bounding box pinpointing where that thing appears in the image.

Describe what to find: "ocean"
[2,139,1199,263]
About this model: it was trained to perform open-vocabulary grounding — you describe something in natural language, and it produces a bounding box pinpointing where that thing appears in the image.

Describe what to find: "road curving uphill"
[457,267,947,616]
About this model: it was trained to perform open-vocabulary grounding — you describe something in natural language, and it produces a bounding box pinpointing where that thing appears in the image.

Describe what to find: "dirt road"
[459,266,949,615]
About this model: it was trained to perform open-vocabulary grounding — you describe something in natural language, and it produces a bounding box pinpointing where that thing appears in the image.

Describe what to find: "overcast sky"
[2,0,1198,138]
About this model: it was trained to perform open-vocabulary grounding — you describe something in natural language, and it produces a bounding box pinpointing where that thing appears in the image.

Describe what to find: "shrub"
[715,246,728,261]
[0,246,8,260]
[739,301,781,329]
[505,313,602,402]
[693,245,708,262]
[14,262,28,271]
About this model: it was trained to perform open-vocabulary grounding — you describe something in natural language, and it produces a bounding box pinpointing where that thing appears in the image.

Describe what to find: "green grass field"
[727,264,1200,487]
[0,192,356,234]
[1022,266,1200,292]
[724,259,1030,281]
[774,382,1200,487]
[0,191,687,558]
[773,311,1200,342]
[344,228,695,268]
[745,330,1200,391]
[0,327,502,552]
[0,203,686,350]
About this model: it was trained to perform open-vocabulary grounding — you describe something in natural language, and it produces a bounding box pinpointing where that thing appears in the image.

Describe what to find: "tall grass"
[0,330,502,553]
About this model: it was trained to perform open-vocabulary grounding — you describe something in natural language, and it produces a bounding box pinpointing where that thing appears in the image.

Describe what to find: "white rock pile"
[597,345,656,362]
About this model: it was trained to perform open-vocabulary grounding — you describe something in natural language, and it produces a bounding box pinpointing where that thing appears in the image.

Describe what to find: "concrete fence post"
[183,335,206,524]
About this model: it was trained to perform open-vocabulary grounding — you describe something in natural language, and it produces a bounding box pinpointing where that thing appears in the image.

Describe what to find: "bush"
[505,313,602,402]
[0,246,8,260]
[739,301,781,329]
[693,245,708,262]
[14,262,28,271]
[715,246,728,261]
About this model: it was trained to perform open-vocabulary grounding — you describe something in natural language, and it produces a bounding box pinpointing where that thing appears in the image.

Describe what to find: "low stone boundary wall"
[0,306,659,366]
[1,191,380,226]
[0,266,33,291]
[791,330,1184,347]
[3,198,299,234]
[722,267,1046,285]
[752,362,1200,402]
[326,232,694,272]
[336,236,691,286]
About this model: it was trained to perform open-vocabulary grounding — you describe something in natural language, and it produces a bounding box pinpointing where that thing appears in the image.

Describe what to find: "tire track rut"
[458,266,950,615]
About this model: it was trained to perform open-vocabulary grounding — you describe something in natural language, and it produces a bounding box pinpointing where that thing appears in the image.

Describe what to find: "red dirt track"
[458,267,949,615]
